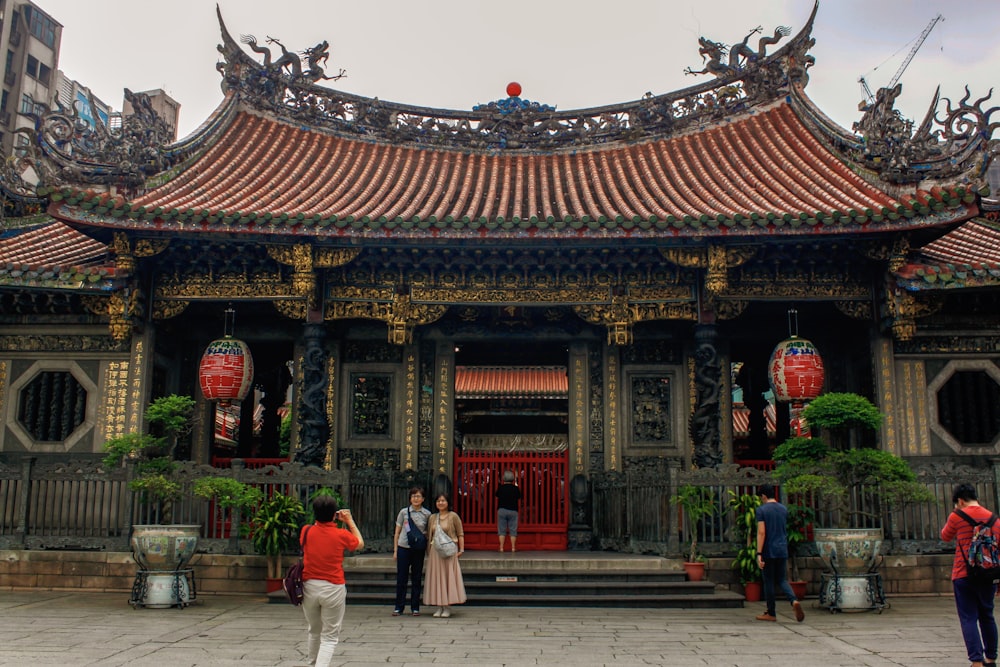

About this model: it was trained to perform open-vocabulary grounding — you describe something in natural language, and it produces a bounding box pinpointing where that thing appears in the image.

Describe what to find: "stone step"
[268,552,747,609]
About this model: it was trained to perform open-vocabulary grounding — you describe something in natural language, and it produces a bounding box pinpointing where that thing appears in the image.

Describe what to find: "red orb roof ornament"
[199,335,254,405]
[768,336,824,406]
[506,82,522,98]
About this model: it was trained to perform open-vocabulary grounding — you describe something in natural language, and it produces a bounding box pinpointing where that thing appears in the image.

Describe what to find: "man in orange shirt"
[941,483,998,667]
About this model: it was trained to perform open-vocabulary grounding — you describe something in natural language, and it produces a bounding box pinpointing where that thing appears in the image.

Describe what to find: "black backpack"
[955,509,1000,586]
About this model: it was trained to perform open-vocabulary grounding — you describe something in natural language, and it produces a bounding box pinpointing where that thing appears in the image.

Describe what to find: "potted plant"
[786,501,815,599]
[672,484,717,581]
[192,476,263,538]
[250,492,305,592]
[728,490,762,600]
[773,392,933,609]
[102,394,199,607]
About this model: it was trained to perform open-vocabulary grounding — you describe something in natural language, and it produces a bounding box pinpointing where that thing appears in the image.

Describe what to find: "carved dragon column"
[295,323,330,468]
[690,324,723,469]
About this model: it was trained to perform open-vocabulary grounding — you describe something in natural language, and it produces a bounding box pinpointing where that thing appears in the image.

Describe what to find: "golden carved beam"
[154,273,296,300]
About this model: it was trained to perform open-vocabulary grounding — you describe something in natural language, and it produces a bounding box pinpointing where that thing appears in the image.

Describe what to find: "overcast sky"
[36,0,1000,140]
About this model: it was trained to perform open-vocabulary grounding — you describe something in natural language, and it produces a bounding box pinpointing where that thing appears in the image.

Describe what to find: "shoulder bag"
[283,524,312,606]
[406,507,427,550]
[432,515,458,558]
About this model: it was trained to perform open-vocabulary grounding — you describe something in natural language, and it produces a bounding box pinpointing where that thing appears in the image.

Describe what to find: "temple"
[1,3,997,550]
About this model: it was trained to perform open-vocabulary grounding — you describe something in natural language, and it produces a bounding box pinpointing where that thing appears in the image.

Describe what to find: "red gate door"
[453,450,569,551]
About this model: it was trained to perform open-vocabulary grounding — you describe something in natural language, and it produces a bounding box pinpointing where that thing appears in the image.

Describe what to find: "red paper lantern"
[506,81,522,98]
[198,336,254,404]
[768,336,824,404]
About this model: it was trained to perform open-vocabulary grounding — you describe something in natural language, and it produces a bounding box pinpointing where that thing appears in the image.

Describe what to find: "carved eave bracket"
[110,233,170,278]
[884,283,942,340]
[267,244,360,310]
[325,286,446,345]
[574,296,698,345]
[661,244,757,296]
[82,286,140,341]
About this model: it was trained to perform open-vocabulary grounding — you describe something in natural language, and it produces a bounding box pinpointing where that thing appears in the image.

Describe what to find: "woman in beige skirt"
[424,493,467,618]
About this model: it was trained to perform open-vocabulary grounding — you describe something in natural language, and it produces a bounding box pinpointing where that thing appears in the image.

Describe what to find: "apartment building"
[0,0,61,157]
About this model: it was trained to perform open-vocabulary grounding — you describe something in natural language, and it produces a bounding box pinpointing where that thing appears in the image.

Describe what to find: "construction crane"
[859,14,944,107]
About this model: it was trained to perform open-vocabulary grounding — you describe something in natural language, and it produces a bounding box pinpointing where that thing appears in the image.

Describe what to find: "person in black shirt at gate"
[496,470,522,553]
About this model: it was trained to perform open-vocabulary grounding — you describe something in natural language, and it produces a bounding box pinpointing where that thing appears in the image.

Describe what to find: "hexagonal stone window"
[17,371,88,441]
[936,370,1000,446]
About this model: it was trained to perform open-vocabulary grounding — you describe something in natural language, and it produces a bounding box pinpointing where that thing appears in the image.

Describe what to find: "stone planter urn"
[130,524,200,608]
[812,527,883,575]
[813,527,885,611]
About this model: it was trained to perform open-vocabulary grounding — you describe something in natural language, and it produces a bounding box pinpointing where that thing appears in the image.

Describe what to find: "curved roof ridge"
[214,4,819,153]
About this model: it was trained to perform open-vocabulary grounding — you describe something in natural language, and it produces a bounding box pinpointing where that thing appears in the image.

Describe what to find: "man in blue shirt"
[755,484,805,622]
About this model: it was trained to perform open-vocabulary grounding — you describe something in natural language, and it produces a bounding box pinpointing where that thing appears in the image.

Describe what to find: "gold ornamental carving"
[155,272,295,299]
[325,287,447,345]
[315,248,361,268]
[269,245,361,310]
[152,300,189,319]
[80,294,108,316]
[834,300,873,321]
[268,244,317,307]
[886,287,941,341]
[661,248,706,268]
[716,300,749,320]
[274,299,307,320]
[108,289,138,341]
[410,286,610,305]
[110,232,135,276]
[134,238,170,257]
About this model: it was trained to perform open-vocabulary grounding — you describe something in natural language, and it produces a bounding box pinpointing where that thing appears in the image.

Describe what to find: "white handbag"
[432,519,458,558]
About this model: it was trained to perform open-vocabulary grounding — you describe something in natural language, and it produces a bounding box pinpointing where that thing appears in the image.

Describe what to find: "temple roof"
[0,221,115,291]
[455,366,568,400]
[895,215,1000,291]
[46,100,975,240]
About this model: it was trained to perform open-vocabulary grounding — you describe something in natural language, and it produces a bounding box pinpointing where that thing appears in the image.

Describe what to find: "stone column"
[295,323,329,467]
[690,324,722,468]
[431,341,454,476]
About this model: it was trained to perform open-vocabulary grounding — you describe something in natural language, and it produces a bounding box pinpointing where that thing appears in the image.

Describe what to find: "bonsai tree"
[728,490,762,586]
[103,394,196,523]
[773,436,933,529]
[801,392,882,450]
[250,492,305,579]
[672,484,717,563]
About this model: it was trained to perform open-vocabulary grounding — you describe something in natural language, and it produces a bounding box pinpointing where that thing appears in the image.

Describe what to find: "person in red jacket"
[941,483,998,667]
[301,495,363,667]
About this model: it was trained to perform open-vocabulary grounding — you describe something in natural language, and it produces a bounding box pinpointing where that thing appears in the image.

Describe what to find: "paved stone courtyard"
[0,590,979,666]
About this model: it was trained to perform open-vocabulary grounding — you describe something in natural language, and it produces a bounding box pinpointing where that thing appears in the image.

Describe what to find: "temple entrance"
[452,338,571,550]
[454,450,569,550]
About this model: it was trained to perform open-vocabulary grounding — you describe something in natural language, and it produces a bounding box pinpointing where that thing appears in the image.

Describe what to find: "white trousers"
[302,579,347,666]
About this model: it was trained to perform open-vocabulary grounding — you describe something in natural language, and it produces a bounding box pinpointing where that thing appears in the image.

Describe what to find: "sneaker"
[412,610,421,616]
[792,600,805,622]
[755,613,777,622]
[433,608,443,618]
[441,608,451,618]
[391,609,402,616]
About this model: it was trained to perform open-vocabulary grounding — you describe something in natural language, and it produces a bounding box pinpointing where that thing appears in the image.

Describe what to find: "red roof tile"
[455,366,568,399]
[0,222,110,270]
[0,222,115,290]
[50,101,973,238]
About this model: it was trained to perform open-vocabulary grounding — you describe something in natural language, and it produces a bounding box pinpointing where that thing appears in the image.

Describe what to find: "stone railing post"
[666,460,681,556]
[227,458,246,555]
[122,459,137,550]
[16,456,35,548]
